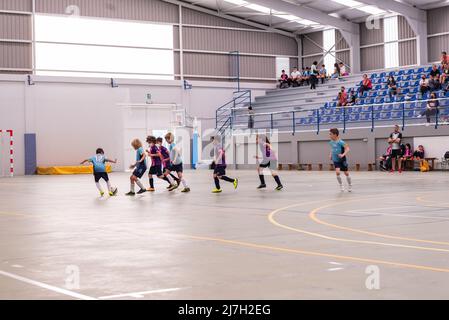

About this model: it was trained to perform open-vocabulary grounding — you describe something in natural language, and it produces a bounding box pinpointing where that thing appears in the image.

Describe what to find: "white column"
[406,16,428,65]
[340,30,361,74]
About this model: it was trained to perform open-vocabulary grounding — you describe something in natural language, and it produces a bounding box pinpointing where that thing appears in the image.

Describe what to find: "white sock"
[95,182,104,193]
[136,179,145,190]
[166,174,175,184]
[346,176,352,186]
[130,183,135,193]
[337,176,343,185]
[106,181,113,192]
[181,179,188,188]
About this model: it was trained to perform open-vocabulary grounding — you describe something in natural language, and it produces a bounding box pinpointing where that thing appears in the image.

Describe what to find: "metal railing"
[224,96,449,134]
[215,90,252,135]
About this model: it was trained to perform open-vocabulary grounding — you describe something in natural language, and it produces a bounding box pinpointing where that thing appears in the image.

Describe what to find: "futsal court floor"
[1,169,449,300]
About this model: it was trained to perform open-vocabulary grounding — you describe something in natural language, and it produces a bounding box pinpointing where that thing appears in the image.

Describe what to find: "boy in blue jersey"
[329,128,352,192]
[211,136,238,193]
[81,148,118,197]
[165,132,190,193]
[126,139,147,196]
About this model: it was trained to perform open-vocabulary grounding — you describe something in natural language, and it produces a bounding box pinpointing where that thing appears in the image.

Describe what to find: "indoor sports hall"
[1,0,449,300]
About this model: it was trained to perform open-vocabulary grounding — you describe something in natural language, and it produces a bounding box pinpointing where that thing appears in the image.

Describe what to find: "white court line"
[0,270,97,300]
[98,288,184,300]
[328,262,343,266]
[347,210,449,220]
[327,268,344,272]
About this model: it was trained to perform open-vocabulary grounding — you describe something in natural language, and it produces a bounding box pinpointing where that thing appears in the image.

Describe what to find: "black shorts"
[168,163,183,173]
[132,163,147,178]
[259,161,277,170]
[94,172,109,182]
[214,166,226,176]
[334,160,349,172]
[390,149,402,159]
[149,165,163,176]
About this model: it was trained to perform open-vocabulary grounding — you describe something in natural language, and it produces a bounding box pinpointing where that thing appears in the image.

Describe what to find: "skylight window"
[331,0,386,15]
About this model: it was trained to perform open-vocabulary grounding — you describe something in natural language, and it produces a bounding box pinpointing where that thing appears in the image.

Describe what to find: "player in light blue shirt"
[165,132,190,193]
[81,148,117,197]
[126,139,148,196]
[329,128,352,192]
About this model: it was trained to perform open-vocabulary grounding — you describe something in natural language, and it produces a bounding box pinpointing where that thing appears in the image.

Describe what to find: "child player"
[126,139,147,196]
[211,135,238,193]
[255,134,283,191]
[165,132,191,193]
[329,128,352,192]
[146,135,163,192]
[81,148,118,197]
[157,137,180,189]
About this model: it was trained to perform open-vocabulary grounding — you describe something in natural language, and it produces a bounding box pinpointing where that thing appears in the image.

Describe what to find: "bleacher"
[229,65,449,132]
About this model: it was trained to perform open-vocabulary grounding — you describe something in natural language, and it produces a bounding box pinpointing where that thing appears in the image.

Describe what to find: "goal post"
[0,130,14,177]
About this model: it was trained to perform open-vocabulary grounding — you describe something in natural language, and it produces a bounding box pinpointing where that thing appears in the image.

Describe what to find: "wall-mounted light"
[183,80,192,90]
[110,78,118,88]
[27,75,35,86]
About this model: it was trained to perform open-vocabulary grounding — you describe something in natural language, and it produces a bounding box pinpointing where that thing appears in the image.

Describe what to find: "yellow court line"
[308,198,449,247]
[184,234,449,274]
[268,199,449,253]
[0,211,31,218]
[416,195,449,208]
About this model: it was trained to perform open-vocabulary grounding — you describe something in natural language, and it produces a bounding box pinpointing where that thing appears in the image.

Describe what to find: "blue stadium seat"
[417,67,425,74]
[330,102,337,108]
[375,97,385,104]
[365,98,374,105]
[412,80,420,86]
[330,115,341,123]
[392,111,402,119]
[426,66,432,73]
[445,91,449,97]
[324,108,333,115]
[411,74,421,80]
[305,117,314,125]
[392,103,403,111]
[383,103,394,111]
[379,72,387,78]
[370,73,378,79]
[396,76,403,82]
[373,105,383,112]
[401,88,410,95]
[360,113,371,121]
[406,69,414,75]
[403,75,412,81]
[399,81,410,88]
[395,96,405,102]
[388,71,395,77]
[404,110,415,118]
[349,114,360,122]
[381,112,392,120]
[352,106,362,113]
[374,84,382,90]
[368,91,378,97]
[321,116,330,123]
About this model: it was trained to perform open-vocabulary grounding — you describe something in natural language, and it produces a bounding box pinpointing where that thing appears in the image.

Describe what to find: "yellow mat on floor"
[37,165,112,175]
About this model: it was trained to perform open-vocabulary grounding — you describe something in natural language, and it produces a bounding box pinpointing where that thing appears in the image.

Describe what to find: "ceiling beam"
[236,0,359,34]
[357,0,426,22]
[162,0,296,37]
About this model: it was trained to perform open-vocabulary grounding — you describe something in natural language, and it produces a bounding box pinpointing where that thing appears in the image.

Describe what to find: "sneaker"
[146,187,155,192]
[347,185,352,192]
[340,184,345,192]
[257,184,267,189]
[137,189,147,195]
[390,169,394,173]
[425,122,430,127]
[181,187,191,193]
[100,191,105,197]
[212,188,222,193]
[109,188,118,196]
[125,191,136,196]
[275,185,283,191]
[417,114,422,118]
[233,178,239,189]
[168,184,179,192]
[398,169,402,174]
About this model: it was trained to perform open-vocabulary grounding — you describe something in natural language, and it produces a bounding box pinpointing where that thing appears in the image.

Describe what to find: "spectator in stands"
[387,75,398,100]
[346,89,357,106]
[400,143,413,170]
[301,67,310,86]
[379,145,392,171]
[419,75,429,96]
[441,51,449,66]
[430,64,441,80]
[331,63,340,79]
[440,63,449,85]
[310,61,319,90]
[279,70,289,89]
[248,106,255,129]
[318,64,327,84]
[289,67,301,87]
[418,92,439,126]
[388,125,403,173]
[337,86,348,107]
[358,74,372,96]
[339,62,348,77]
[428,75,441,91]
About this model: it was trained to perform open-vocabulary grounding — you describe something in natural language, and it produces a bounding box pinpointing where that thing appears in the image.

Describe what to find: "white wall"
[414,136,449,159]
[0,75,273,175]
